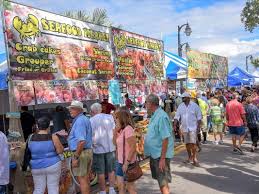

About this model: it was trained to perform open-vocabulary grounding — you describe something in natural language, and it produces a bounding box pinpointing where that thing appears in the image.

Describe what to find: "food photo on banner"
[84,80,99,100]
[97,81,109,100]
[3,1,114,81]
[69,81,87,101]
[13,80,35,106]
[149,80,168,98]
[127,80,150,105]
[112,28,164,80]
[187,50,228,83]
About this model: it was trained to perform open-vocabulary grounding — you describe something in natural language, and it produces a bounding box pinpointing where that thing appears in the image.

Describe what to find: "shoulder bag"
[22,134,33,171]
[123,129,143,182]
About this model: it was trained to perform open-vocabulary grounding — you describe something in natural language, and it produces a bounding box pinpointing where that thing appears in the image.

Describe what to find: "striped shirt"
[210,106,223,124]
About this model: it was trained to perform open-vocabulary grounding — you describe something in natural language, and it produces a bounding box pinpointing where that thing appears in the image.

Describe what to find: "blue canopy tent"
[228,67,259,86]
[164,51,187,80]
[0,52,8,90]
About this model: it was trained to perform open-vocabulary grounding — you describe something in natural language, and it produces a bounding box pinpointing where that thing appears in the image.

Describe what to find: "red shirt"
[101,102,115,114]
[226,99,246,126]
[125,98,132,109]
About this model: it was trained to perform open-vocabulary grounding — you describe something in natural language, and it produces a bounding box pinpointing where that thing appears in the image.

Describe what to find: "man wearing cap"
[174,92,202,167]
[68,101,92,194]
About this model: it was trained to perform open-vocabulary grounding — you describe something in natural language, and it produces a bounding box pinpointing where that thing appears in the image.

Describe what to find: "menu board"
[187,50,228,81]
[3,1,114,80]
[112,28,164,80]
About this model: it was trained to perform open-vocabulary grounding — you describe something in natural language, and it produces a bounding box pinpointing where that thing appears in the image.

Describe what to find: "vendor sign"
[3,1,114,80]
[187,50,228,81]
[13,80,35,106]
[112,28,164,80]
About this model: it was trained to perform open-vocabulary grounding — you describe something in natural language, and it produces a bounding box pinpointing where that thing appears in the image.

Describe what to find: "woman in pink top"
[113,109,137,194]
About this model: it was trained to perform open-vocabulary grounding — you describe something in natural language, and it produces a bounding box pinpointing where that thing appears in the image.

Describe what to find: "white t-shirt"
[0,131,9,185]
[90,113,116,154]
[174,101,202,132]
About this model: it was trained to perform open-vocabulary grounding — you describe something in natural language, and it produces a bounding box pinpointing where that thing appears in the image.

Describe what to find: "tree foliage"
[241,0,259,32]
[251,58,259,68]
[64,8,112,26]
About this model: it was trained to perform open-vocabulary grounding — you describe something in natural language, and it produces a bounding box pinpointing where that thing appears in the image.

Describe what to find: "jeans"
[31,161,62,194]
[0,185,7,194]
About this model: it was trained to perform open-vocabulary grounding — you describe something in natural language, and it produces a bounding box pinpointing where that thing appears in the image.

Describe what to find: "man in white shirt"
[174,92,202,167]
[0,130,9,194]
[90,103,116,194]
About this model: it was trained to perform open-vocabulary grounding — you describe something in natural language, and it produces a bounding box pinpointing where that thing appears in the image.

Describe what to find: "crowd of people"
[0,86,258,194]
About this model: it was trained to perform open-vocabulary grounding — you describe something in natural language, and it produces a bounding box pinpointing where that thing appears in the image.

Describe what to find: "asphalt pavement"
[136,135,259,194]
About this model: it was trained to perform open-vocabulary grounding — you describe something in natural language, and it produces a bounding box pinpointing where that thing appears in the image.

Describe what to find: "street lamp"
[246,55,253,72]
[178,23,192,57]
[180,42,191,54]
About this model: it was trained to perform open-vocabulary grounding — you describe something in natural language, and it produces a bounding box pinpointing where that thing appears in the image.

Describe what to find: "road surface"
[136,136,259,194]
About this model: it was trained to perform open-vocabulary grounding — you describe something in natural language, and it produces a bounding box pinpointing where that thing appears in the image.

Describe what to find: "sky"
[1,0,259,72]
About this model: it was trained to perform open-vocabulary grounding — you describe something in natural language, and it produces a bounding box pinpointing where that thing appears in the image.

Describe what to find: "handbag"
[22,134,33,171]
[123,129,143,182]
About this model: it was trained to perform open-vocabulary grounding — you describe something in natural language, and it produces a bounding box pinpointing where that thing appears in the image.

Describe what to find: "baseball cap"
[181,92,191,98]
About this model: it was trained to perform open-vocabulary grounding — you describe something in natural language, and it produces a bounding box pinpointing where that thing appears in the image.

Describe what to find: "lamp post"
[178,23,192,57]
[246,55,253,72]
[180,42,191,86]
[180,42,191,55]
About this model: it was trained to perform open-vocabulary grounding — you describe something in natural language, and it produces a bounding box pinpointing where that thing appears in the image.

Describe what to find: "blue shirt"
[144,107,174,159]
[68,113,92,151]
[29,134,60,169]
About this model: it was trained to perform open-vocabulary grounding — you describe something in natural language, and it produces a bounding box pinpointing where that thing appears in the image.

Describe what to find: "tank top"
[29,134,60,169]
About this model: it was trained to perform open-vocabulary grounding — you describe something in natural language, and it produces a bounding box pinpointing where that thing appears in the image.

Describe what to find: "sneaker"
[213,141,218,145]
[236,147,244,155]
[219,140,224,145]
[233,148,238,153]
[109,187,116,194]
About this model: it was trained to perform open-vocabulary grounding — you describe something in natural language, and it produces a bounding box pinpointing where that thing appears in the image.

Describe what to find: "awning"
[228,67,258,86]
[0,52,8,90]
[164,51,187,80]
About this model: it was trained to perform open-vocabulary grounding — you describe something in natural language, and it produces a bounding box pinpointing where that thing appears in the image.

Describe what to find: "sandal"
[183,159,192,164]
[193,161,200,167]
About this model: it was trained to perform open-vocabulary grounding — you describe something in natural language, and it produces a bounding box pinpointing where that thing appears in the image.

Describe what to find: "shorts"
[150,157,172,187]
[0,185,7,194]
[201,117,208,132]
[229,126,245,136]
[212,123,223,133]
[183,131,196,144]
[73,149,93,177]
[115,162,125,178]
[93,152,115,175]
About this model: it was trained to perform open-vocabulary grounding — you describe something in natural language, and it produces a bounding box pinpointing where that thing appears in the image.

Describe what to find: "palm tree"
[251,58,259,68]
[64,8,112,26]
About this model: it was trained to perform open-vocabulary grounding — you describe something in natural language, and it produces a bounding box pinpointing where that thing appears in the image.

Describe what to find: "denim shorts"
[0,185,7,194]
[115,161,125,177]
[229,126,245,136]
